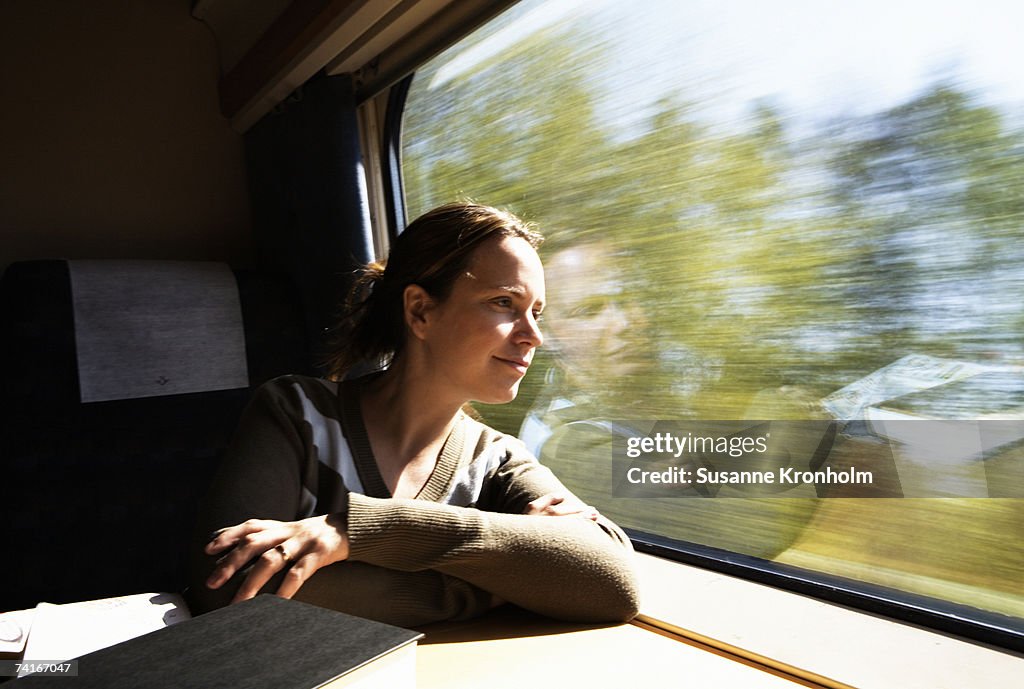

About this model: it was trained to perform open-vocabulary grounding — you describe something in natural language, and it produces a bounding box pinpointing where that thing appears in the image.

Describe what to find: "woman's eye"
[533,311,544,322]
[493,297,513,308]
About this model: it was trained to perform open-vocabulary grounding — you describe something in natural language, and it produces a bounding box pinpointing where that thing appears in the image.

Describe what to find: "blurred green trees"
[404,21,1024,426]
[398,11,1024,619]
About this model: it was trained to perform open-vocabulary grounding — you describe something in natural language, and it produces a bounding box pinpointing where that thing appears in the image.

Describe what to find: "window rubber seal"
[381,72,413,240]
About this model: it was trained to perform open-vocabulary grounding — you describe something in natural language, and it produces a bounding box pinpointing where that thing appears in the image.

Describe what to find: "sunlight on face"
[424,236,546,404]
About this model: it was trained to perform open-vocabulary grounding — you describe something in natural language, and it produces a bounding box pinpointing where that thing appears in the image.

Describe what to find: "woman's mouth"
[495,357,530,375]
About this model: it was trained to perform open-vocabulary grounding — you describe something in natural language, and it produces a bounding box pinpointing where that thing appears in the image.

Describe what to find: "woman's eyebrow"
[493,284,545,308]
[496,284,526,295]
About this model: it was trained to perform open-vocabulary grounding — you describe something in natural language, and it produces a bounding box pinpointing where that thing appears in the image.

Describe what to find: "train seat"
[0,259,308,611]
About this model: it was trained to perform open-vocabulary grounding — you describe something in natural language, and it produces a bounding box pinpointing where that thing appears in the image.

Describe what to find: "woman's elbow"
[591,556,642,622]
[559,522,642,622]
[549,552,642,623]
[593,523,642,621]
[613,573,642,622]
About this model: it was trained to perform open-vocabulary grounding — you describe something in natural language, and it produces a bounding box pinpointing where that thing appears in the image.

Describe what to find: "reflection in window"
[401,0,1024,625]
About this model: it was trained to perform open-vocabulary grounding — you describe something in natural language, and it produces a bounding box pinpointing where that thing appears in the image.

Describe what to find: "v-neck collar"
[336,376,464,501]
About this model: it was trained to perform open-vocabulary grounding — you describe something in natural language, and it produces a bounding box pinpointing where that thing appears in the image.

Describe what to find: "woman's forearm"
[344,493,640,622]
[188,542,494,626]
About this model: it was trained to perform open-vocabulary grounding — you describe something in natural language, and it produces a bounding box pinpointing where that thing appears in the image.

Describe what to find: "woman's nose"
[518,312,543,348]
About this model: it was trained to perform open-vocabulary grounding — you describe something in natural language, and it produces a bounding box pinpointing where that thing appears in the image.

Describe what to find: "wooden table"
[414,606,814,688]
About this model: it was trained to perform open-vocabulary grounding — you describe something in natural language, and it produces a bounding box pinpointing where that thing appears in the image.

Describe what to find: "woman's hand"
[204,514,349,603]
[524,493,599,521]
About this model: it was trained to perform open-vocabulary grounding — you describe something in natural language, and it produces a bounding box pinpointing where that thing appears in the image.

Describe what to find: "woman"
[186,203,639,626]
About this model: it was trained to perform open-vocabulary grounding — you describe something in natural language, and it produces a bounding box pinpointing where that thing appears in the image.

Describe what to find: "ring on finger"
[274,544,291,563]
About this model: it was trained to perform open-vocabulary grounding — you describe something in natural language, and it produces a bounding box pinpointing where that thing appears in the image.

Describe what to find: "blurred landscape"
[401,0,1024,623]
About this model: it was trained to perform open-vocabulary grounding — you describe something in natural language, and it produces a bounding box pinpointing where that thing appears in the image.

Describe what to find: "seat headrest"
[68,260,249,402]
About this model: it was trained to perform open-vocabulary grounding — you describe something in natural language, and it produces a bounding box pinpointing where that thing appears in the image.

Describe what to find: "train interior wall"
[0,0,371,608]
[0,0,254,273]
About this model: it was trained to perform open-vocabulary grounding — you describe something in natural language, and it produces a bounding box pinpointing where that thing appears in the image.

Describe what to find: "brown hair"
[324,202,542,380]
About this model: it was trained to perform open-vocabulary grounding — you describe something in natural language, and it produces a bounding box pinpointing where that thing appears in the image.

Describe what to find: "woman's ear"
[403,284,436,340]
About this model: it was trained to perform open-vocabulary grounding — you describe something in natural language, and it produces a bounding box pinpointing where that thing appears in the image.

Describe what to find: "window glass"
[402,0,1024,625]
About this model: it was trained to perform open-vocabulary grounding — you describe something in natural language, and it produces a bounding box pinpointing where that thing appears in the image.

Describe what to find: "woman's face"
[419,236,545,405]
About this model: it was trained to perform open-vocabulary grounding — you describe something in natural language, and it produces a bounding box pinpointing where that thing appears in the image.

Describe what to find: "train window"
[399,0,1024,638]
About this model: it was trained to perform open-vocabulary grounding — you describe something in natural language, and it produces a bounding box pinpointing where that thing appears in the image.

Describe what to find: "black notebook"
[14,595,422,688]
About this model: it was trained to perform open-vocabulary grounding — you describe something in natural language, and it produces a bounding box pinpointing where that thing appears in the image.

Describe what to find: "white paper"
[17,592,190,677]
[0,608,35,656]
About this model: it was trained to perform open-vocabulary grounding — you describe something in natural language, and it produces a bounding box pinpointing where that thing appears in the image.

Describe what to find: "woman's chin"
[476,382,521,406]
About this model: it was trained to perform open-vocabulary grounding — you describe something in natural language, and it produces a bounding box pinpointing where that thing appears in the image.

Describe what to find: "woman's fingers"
[205,515,351,601]
[205,521,288,590]
[524,493,600,520]
[271,520,349,599]
[273,553,321,600]
[563,503,600,520]
[230,538,302,603]
[524,493,564,515]
[204,519,275,556]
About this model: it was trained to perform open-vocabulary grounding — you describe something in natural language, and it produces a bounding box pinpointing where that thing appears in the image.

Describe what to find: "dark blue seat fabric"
[0,260,309,611]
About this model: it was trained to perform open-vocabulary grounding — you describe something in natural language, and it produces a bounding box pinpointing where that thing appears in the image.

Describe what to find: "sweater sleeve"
[293,561,495,627]
[186,377,496,626]
[344,444,640,623]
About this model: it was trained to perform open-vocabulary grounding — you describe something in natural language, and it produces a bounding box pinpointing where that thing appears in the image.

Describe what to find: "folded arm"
[189,376,639,623]
[345,491,639,622]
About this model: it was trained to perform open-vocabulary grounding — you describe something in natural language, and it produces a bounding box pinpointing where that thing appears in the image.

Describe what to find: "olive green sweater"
[187,375,639,626]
